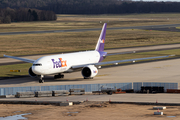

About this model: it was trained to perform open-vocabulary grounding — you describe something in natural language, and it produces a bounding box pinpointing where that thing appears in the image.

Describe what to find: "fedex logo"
[51,58,67,68]
[100,39,105,43]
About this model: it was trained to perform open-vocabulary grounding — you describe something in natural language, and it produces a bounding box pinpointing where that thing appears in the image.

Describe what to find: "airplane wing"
[95,55,174,66]
[71,55,174,69]
[4,55,35,63]
[4,54,174,68]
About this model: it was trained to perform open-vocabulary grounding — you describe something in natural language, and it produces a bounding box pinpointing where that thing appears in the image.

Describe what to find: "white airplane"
[4,23,173,83]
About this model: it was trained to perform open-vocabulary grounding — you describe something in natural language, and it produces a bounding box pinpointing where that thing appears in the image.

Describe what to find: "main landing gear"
[84,77,93,79]
[39,75,44,83]
[38,74,64,83]
[54,74,64,79]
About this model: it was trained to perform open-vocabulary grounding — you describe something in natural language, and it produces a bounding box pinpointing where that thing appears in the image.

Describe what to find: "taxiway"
[0,57,180,88]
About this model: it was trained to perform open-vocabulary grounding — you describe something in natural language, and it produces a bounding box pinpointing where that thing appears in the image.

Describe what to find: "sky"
[133,0,180,1]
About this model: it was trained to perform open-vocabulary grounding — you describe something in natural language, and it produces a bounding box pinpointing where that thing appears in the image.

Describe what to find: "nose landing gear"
[38,74,64,83]
[39,75,44,83]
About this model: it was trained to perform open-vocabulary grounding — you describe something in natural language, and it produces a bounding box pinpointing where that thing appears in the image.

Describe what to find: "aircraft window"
[33,64,42,66]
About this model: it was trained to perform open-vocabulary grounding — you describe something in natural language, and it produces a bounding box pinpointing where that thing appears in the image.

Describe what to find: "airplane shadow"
[0,75,93,85]
[43,77,87,82]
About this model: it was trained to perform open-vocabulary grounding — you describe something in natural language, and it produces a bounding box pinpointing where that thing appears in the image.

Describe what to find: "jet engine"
[81,65,98,79]
[28,67,37,78]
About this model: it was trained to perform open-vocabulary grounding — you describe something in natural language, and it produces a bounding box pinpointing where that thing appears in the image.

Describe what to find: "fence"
[133,82,178,92]
[142,82,178,92]
[0,82,178,95]
[133,82,142,92]
[0,82,132,95]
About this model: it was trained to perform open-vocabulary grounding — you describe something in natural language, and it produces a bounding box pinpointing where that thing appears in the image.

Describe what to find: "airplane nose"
[32,66,42,75]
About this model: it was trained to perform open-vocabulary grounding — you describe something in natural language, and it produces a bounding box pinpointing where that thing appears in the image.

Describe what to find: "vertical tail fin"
[95,23,107,52]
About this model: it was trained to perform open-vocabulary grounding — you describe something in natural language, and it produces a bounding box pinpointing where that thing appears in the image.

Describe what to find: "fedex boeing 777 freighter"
[4,23,173,83]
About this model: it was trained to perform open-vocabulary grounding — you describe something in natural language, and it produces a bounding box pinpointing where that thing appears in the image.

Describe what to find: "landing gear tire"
[54,74,64,79]
[39,75,44,83]
[39,80,42,83]
[39,79,44,83]
[84,77,93,79]
[60,74,64,78]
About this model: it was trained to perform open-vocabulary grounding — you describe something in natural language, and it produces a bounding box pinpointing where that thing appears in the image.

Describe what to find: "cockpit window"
[33,64,42,66]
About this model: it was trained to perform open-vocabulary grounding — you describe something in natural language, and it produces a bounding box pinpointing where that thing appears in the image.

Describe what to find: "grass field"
[0,14,180,56]
[0,63,32,77]
[1,29,180,56]
[0,13,180,56]
[0,13,180,32]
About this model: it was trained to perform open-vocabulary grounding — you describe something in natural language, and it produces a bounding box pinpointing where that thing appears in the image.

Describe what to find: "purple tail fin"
[95,23,107,52]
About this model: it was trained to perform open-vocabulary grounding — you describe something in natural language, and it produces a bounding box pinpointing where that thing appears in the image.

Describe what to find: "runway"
[0,23,180,36]
[0,57,180,88]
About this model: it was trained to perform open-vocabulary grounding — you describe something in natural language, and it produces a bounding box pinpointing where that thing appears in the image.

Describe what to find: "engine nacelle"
[81,65,98,79]
[28,67,37,78]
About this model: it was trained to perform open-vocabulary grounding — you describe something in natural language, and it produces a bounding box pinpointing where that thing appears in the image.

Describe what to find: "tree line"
[0,7,57,23]
[0,0,180,17]
[39,1,180,14]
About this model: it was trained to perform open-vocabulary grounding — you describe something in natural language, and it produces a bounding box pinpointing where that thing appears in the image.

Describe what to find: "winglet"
[95,23,107,52]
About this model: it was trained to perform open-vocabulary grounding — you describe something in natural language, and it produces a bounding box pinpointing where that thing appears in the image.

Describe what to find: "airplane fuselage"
[32,51,103,75]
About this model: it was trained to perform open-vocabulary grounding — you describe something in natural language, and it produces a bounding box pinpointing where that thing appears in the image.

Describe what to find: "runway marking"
[96,74,109,77]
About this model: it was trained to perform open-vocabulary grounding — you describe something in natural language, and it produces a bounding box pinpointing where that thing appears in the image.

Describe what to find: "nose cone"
[32,58,44,75]
[32,65,42,75]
